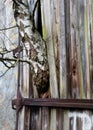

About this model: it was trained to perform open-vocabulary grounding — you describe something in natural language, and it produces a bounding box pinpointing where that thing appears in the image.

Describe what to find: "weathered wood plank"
[41,107,50,130]
[23,43,30,130]
[41,0,59,130]
[59,0,67,98]
[41,0,58,98]
[70,0,80,98]
[77,0,85,98]
[90,0,93,98]
[84,0,91,99]
[56,109,63,130]
[64,0,72,98]
[17,40,30,130]
[63,110,69,130]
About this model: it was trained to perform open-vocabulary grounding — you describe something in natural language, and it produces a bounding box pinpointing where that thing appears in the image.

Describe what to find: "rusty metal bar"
[12,97,93,110]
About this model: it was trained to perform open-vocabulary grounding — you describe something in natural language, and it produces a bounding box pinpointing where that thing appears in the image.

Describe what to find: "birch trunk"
[12,0,49,129]
[13,0,49,97]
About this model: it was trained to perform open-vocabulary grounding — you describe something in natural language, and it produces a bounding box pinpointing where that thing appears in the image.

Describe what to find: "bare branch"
[0,25,17,31]
[0,68,10,78]
[33,0,39,17]
[12,0,28,8]
[0,20,17,47]
[0,57,31,65]
[1,60,11,68]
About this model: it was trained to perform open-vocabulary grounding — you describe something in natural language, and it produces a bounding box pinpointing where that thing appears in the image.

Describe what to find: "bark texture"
[13,0,49,97]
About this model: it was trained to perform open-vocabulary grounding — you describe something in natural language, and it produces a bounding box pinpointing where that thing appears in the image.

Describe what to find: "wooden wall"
[40,0,93,130]
[18,0,93,130]
[41,0,93,99]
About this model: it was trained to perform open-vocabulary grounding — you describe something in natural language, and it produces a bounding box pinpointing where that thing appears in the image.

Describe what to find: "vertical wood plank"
[75,0,84,98]
[84,0,91,98]
[41,0,58,98]
[17,39,31,130]
[64,0,71,98]
[77,0,85,98]
[90,0,93,98]
[22,42,30,130]
[56,109,63,130]
[70,0,81,98]
[41,0,59,130]
[63,111,69,130]
[59,0,67,98]
[41,107,50,130]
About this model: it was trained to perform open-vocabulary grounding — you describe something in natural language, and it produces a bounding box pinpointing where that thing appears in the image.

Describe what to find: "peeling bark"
[12,0,49,97]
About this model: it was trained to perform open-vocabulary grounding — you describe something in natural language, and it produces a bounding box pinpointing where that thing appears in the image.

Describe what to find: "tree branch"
[1,60,11,68]
[12,0,28,8]
[0,68,10,78]
[0,57,31,65]
[0,25,17,31]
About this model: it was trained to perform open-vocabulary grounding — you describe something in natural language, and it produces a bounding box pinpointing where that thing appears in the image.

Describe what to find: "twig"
[0,68,10,78]
[33,0,39,17]
[0,25,17,31]
[1,60,11,68]
[0,57,31,65]
[0,20,16,46]
[12,0,28,8]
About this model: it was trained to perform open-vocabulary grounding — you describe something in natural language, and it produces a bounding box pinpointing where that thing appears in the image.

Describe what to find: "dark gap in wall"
[37,0,42,36]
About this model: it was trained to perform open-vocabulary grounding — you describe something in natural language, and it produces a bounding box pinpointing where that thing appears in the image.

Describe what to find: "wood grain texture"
[15,0,93,129]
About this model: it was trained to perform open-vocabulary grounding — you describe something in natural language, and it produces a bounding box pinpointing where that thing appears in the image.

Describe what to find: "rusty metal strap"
[12,97,93,110]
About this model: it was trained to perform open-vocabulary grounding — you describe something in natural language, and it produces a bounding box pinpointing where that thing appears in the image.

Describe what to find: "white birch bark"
[13,0,49,97]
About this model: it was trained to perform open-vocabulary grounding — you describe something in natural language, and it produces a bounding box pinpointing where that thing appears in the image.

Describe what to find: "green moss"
[42,26,47,39]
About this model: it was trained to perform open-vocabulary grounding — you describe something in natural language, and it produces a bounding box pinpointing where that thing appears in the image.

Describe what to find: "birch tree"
[0,0,49,97]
